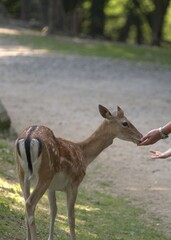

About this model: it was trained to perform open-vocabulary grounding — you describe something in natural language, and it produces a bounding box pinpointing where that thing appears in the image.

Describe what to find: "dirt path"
[1,27,171,236]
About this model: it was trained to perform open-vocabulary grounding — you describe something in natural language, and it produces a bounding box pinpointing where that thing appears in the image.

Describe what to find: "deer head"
[99,105,143,144]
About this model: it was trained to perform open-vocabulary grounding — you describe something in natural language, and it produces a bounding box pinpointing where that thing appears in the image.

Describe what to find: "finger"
[150,150,157,154]
[140,136,148,142]
[151,152,163,159]
[151,155,158,159]
[139,138,150,146]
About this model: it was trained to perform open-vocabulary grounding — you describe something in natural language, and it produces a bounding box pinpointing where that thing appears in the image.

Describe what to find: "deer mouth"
[133,136,143,144]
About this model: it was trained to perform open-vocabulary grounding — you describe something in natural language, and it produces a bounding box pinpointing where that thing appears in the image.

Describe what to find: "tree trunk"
[48,0,82,35]
[118,0,144,44]
[135,15,143,44]
[39,0,49,27]
[118,11,133,42]
[151,0,170,46]
[89,0,107,37]
[21,0,30,21]
[64,8,83,35]
[48,0,65,34]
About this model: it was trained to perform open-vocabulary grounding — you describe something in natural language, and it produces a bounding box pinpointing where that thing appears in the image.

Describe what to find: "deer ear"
[117,106,124,118]
[99,105,113,120]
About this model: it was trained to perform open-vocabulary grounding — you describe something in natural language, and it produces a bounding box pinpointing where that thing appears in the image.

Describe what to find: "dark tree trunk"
[48,0,65,34]
[64,8,83,35]
[118,0,144,44]
[39,0,49,26]
[63,0,79,13]
[89,0,107,37]
[151,0,170,46]
[48,0,81,35]
[118,10,134,42]
[21,0,30,21]
[135,15,143,44]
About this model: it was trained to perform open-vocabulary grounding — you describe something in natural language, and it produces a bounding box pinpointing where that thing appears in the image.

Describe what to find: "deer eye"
[122,122,129,127]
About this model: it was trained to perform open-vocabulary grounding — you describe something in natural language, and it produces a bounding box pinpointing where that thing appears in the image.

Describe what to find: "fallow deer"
[14,105,142,240]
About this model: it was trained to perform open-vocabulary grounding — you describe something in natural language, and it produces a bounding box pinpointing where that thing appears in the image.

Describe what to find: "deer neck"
[78,120,115,165]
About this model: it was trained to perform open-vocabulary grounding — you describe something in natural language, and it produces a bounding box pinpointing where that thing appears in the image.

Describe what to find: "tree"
[48,0,65,34]
[2,0,171,46]
[118,0,144,44]
[89,0,108,37]
[151,0,170,46]
[117,0,171,46]
[47,0,82,35]
[39,0,49,26]
[21,0,30,21]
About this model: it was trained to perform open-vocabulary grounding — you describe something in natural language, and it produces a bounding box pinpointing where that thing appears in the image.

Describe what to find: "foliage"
[1,0,171,46]
[1,0,20,18]
[0,140,170,239]
[164,4,171,42]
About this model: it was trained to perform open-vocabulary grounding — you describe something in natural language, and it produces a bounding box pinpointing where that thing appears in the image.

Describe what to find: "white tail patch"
[17,138,41,181]
[30,138,41,181]
[17,138,29,175]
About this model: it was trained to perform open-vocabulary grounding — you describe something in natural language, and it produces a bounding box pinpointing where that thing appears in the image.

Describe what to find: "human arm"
[150,148,171,159]
[139,122,171,146]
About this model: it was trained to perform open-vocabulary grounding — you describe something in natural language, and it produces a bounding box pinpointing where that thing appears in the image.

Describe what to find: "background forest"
[1,0,171,47]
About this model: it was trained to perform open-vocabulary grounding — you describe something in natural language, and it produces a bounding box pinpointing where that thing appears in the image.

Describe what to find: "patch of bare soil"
[0,26,171,236]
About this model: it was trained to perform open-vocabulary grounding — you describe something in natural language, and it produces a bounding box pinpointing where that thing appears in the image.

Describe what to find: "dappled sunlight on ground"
[0,177,24,211]
[0,27,47,56]
[0,46,46,57]
[76,203,100,212]
[0,27,20,35]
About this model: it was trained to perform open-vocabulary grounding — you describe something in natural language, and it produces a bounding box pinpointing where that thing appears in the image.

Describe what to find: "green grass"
[17,34,171,66]
[1,28,171,66]
[0,139,170,240]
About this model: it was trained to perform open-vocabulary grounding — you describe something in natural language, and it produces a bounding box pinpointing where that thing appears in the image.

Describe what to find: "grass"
[0,27,171,66]
[0,139,170,240]
[17,34,171,66]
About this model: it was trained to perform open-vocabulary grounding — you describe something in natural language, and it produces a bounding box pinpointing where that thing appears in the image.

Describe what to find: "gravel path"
[1,27,171,236]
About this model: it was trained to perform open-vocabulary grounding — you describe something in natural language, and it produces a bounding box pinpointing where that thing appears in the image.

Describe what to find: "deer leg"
[23,177,31,240]
[66,187,78,240]
[25,177,52,240]
[25,198,37,240]
[18,167,31,240]
[47,190,57,240]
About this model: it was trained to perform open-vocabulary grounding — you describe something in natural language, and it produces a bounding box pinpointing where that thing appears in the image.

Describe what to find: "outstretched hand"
[138,129,161,146]
[150,150,165,159]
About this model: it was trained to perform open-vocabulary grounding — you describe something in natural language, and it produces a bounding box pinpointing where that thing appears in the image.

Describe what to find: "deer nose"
[134,132,143,144]
[136,133,143,144]
[139,133,143,139]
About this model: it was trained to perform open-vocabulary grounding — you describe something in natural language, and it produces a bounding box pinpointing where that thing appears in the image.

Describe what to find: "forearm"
[139,121,171,146]
[162,122,171,135]
[162,148,171,158]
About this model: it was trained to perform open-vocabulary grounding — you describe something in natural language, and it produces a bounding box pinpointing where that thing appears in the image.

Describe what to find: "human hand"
[150,150,166,159]
[150,148,171,159]
[138,129,161,146]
